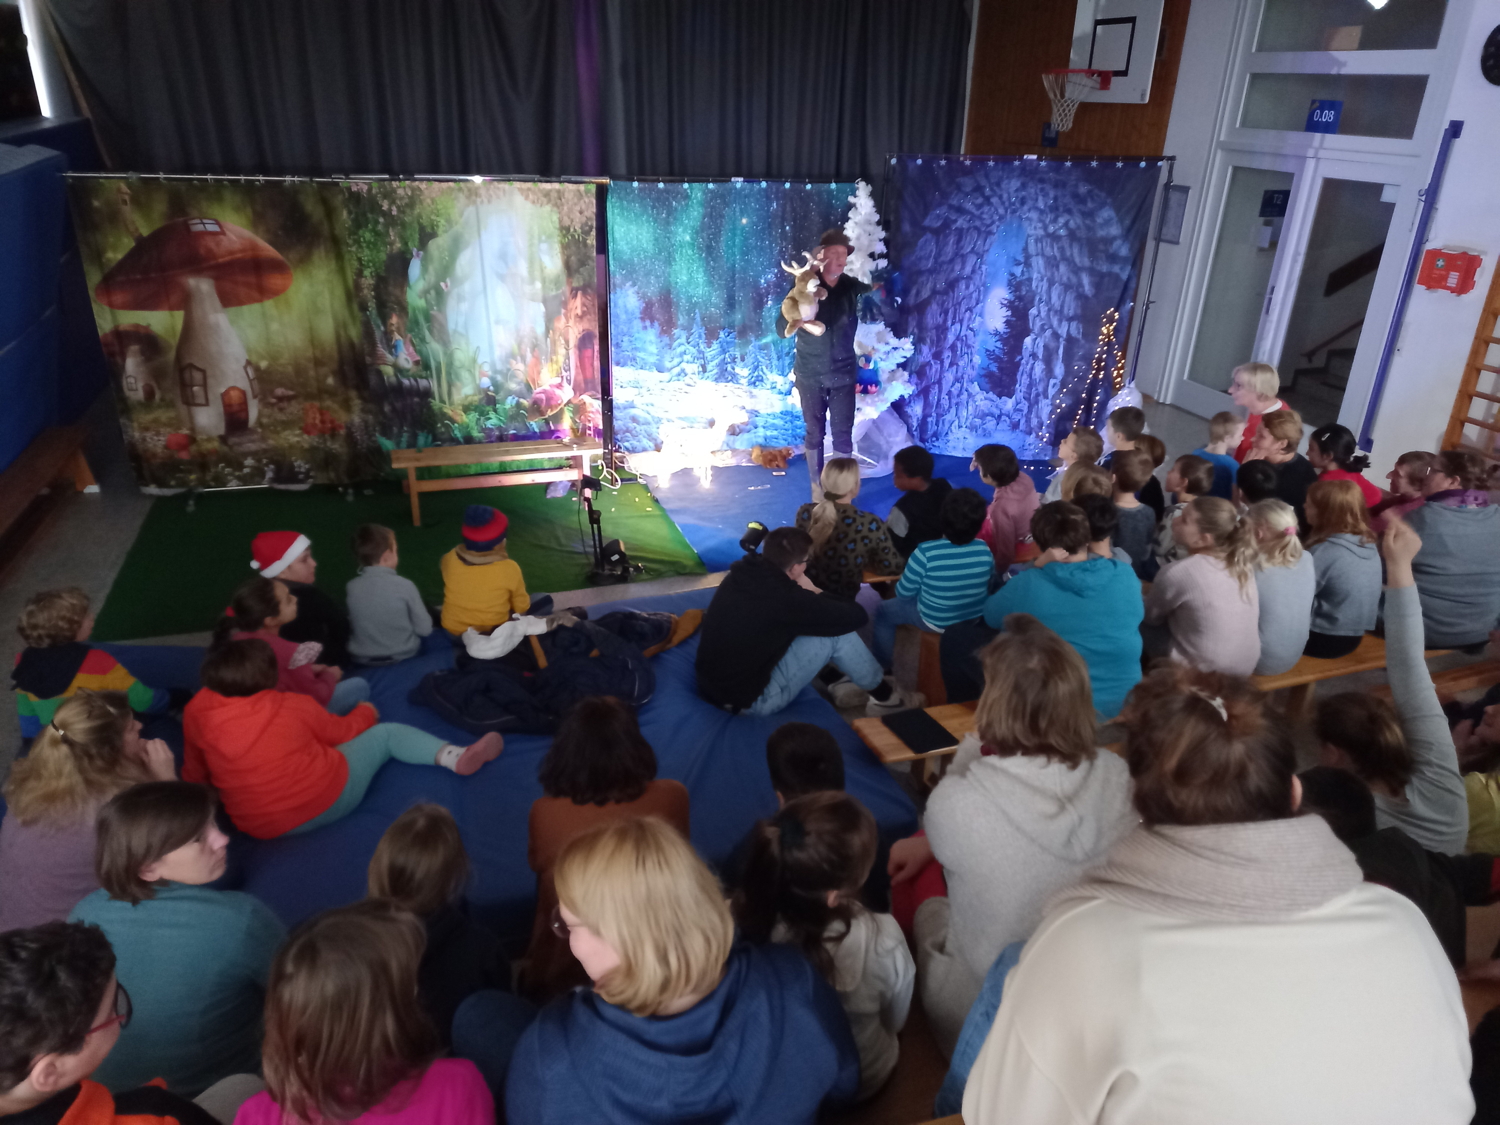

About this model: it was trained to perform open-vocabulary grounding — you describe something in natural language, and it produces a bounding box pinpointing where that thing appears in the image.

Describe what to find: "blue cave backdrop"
[605,180,859,462]
[886,157,1161,456]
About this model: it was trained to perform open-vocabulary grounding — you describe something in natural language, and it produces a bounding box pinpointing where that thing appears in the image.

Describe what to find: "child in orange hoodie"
[183,639,501,838]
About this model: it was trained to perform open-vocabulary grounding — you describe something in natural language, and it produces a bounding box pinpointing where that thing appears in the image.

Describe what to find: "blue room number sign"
[1305,100,1343,134]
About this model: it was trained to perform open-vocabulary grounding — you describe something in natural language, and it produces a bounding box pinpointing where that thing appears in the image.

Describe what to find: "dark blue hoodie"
[505,942,859,1124]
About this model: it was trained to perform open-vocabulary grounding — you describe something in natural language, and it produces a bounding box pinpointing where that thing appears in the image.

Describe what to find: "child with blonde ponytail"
[1245,498,1315,675]
[1143,496,1262,674]
[794,457,902,599]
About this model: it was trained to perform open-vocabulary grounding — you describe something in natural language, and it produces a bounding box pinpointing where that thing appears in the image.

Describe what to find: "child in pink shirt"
[234,902,502,1125]
[972,444,1039,573]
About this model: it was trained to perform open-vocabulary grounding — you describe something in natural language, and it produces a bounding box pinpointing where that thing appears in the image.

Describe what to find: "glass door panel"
[1276,177,1398,428]
[1186,166,1296,393]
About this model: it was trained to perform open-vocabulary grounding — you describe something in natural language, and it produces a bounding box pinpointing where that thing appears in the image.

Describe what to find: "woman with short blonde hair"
[506,816,860,1122]
[0,690,174,931]
[1228,361,1285,461]
[887,614,1135,1057]
[1245,499,1315,675]
[794,457,901,598]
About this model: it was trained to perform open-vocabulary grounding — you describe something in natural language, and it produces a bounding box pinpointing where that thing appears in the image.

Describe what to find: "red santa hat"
[250,531,311,579]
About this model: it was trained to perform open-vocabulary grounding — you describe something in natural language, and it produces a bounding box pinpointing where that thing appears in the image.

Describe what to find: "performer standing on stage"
[778,229,871,499]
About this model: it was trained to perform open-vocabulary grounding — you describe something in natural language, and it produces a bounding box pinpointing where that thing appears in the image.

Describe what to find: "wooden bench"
[0,424,97,541]
[389,438,601,526]
[851,701,977,783]
[1372,658,1500,703]
[1252,633,1451,720]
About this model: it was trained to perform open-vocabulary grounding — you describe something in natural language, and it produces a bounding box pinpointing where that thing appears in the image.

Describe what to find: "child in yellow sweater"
[440,505,530,635]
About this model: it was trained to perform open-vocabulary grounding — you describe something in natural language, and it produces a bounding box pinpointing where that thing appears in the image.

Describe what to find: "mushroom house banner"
[885,156,1161,457]
[68,178,599,490]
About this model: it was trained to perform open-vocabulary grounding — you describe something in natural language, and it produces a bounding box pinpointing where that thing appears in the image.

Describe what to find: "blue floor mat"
[102,590,918,945]
[647,454,1053,571]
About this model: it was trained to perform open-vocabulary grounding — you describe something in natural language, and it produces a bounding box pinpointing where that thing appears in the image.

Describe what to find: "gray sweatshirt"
[1404,500,1500,647]
[1377,583,1468,854]
[346,565,433,663]
[1253,551,1315,675]
[1308,533,1382,636]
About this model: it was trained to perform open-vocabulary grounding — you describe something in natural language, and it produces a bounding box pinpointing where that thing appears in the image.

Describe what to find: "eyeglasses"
[88,983,132,1036]
[549,905,571,941]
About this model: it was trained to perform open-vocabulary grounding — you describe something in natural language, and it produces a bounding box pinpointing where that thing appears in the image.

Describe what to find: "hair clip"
[1284,526,1297,537]
[1192,690,1229,722]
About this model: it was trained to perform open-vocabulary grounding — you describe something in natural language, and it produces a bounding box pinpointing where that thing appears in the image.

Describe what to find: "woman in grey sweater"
[1304,480,1382,659]
[1405,449,1500,649]
[1314,516,1468,854]
[1246,499,1315,675]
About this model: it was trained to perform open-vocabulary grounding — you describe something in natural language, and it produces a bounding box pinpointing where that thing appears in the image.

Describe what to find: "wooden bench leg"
[66,449,97,493]
[407,467,422,527]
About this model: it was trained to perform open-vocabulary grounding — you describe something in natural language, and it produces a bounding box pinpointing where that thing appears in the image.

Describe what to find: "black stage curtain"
[596,0,973,184]
[46,0,971,182]
[47,0,584,175]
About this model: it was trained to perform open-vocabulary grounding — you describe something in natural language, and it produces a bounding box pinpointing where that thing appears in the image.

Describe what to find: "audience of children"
[0,692,175,932]
[183,640,501,838]
[0,921,226,1125]
[345,524,433,664]
[1304,479,1383,658]
[1108,449,1159,578]
[960,662,1472,1125]
[523,696,690,1000]
[1405,448,1500,650]
[249,532,351,668]
[1191,410,1244,499]
[695,526,920,717]
[872,488,993,670]
[214,577,369,716]
[12,588,170,742]
[1314,517,1468,854]
[1371,449,1436,530]
[439,505,530,636]
[237,901,496,1124]
[1227,360,1286,461]
[1143,496,1261,675]
[885,445,953,558]
[1307,422,1381,507]
[971,444,1038,572]
[795,457,902,600]
[69,782,284,1097]
[1250,407,1320,531]
[1151,453,1214,576]
[504,817,860,1122]
[365,804,510,1045]
[734,792,914,1101]
[1041,425,1103,502]
[895,616,1136,1057]
[1244,499,1316,675]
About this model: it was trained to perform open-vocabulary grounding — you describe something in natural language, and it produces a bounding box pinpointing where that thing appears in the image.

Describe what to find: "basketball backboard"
[1069,0,1165,105]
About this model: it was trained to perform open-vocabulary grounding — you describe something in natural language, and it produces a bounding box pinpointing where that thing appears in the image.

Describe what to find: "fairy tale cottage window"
[181,363,209,406]
[186,218,222,233]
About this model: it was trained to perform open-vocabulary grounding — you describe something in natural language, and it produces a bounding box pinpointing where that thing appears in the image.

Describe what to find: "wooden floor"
[821,1001,948,1125]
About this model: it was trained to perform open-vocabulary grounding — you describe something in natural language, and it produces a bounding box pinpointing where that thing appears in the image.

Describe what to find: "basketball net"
[1041,69,1110,133]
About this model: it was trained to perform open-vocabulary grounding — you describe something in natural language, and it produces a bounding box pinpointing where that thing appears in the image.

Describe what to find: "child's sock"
[868,679,894,703]
[437,733,504,776]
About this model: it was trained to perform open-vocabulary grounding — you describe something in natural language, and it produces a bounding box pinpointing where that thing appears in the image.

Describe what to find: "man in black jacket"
[695,527,921,716]
[776,230,871,498]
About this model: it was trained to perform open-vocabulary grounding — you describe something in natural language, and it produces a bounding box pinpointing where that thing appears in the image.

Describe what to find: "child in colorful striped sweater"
[11,588,170,741]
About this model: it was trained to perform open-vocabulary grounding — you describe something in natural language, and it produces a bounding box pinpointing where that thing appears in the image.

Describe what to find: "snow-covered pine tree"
[842,180,888,285]
[708,328,739,382]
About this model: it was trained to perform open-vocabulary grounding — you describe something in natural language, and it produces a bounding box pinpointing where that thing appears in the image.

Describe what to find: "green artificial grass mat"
[92,480,705,641]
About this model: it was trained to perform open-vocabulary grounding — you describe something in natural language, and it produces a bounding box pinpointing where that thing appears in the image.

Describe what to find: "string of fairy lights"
[1040,307,1127,442]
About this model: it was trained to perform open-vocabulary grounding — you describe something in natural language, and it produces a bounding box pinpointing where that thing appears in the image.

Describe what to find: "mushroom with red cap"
[95,218,292,438]
[98,323,169,406]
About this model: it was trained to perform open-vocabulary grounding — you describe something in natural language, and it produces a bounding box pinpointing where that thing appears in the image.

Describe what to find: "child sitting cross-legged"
[441,506,533,636]
[873,488,994,670]
[183,639,502,838]
[235,901,503,1125]
[216,577,370,716]
[971,444,1038,573]
[733,792,914,1103]
[1109,449,1158,579]
[12,587,171,743]
[346,524,433,664]
[1151,454,1215,576]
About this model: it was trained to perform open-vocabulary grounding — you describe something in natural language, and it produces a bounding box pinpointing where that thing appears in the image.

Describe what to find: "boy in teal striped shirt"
[873,488,994,669]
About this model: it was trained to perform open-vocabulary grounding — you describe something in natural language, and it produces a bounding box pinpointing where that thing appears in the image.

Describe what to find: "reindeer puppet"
[779,253,826,337]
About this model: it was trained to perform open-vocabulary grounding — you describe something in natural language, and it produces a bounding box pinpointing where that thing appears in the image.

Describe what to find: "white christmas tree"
[842,180,887,284]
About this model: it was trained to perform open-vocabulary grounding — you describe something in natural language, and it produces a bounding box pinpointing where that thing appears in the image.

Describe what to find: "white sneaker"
[865,680,927,717]
[827,676,870,708]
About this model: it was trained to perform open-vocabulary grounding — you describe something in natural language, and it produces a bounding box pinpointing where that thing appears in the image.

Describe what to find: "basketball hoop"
[1041,69,1112,133]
